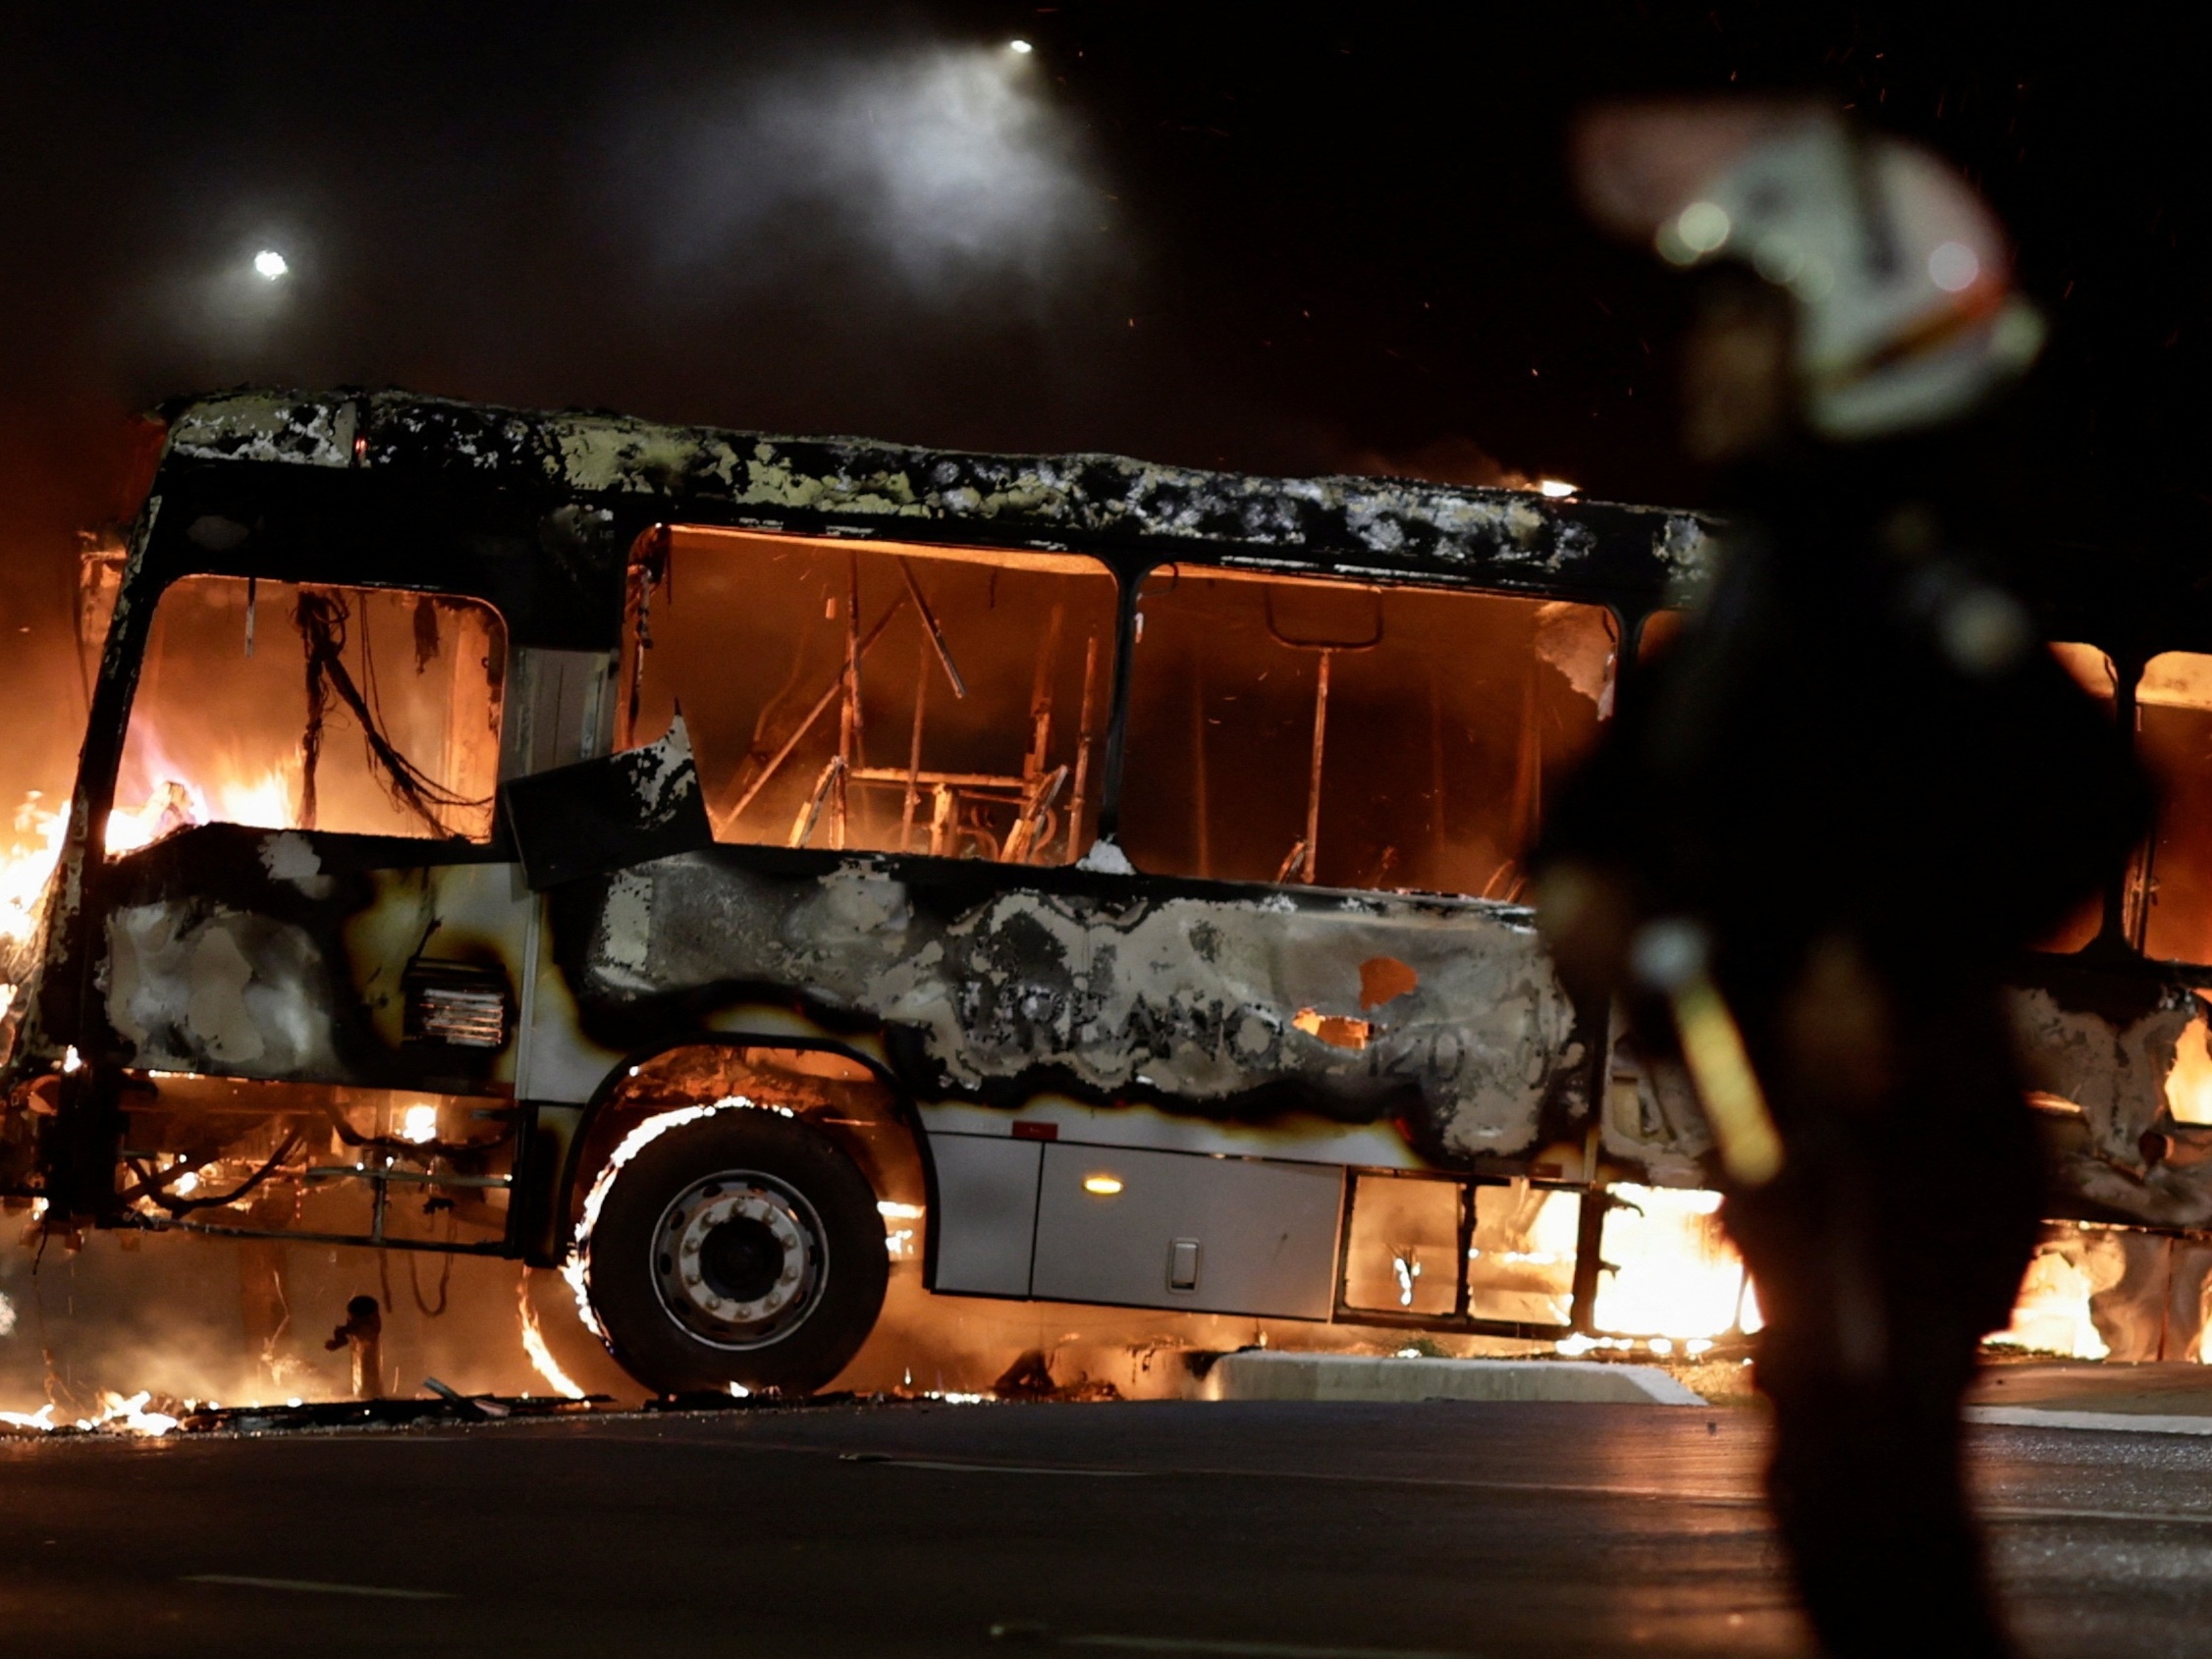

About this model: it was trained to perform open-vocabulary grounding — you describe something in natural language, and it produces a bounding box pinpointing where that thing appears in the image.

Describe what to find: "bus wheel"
[578,1108,888,1396]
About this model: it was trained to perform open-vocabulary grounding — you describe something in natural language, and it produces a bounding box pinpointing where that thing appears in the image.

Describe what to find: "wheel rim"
[650,1169,829,1350]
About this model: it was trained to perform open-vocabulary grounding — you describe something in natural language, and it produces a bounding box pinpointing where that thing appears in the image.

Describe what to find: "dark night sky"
[0,3,2199,789]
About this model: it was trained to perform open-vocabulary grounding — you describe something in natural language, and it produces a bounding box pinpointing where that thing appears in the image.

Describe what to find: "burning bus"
[0,388,2205,1395]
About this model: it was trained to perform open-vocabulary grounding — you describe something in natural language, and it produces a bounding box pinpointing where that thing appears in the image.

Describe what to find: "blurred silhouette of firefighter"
[1541,106,2144,1657]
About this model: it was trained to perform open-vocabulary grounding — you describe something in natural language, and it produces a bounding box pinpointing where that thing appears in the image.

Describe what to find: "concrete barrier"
[1194,1351,1706,1405]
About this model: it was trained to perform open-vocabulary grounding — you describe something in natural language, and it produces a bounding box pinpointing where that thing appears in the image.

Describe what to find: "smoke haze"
[617,39,1114,303]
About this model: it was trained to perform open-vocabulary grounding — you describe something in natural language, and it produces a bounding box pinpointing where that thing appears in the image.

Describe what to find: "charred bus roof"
[141,389,1715,650]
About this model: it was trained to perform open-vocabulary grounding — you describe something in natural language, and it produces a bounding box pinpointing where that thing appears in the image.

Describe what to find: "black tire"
[581,1110,888,1396]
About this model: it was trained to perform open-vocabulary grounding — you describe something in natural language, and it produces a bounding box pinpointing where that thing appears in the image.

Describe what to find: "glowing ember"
[0,1391,181,1436]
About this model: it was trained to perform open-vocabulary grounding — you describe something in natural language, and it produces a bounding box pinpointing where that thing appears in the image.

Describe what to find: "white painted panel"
[513,892,624,1105]
[1032,1144,1342,1318]
[928,1134,1043,1297]
[915,1098,1427,1171]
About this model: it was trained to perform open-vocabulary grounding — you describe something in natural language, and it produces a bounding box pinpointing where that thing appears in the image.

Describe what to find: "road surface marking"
[183,1575,455,1600]
[840,1452,1140,1475]
[1969,1406,2212,1437]
[1987,1506,2212,1526]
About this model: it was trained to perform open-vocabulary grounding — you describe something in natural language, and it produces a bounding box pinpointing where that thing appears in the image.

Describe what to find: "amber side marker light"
[1082,1174,1124,1196]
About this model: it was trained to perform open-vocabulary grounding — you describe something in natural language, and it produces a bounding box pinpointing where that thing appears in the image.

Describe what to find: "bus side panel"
[100,828,528,1093]
[1029,1143,1342,1318]
[927,1132,1043,1297]
[542,848,1592,1167]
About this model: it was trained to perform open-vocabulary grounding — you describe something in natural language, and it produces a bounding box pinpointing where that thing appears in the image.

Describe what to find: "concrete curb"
[1195,1352,1706,1406]
[1968,1406,2212,1436]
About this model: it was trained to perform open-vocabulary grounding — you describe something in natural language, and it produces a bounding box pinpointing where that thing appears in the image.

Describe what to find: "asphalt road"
[2,1399,2208,1658]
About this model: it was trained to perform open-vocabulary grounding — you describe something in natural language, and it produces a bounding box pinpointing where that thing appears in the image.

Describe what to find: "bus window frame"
[621,524,1127,869]
[109,570,513,852]
[1114,558,1629,898]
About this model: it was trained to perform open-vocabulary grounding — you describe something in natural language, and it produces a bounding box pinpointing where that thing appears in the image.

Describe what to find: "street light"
[252,249,289,280]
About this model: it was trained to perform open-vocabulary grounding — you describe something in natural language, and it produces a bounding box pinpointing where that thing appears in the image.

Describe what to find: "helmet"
[1574,101,2046,440]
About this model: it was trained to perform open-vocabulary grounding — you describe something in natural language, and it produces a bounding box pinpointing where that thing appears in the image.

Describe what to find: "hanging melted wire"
[294,589,490,837]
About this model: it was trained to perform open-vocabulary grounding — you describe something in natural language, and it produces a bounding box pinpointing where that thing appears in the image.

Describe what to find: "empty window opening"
[2051,641,2119,703]
[1341,1172,1462,1316]
[1466,1180,1579,1325]
[1635,608,1687,664]
[2137,650,2212,964]
[115,578,506,850]
[1118,567,1616,897]
[620,527,1116,865]
[2040,642,2119,953]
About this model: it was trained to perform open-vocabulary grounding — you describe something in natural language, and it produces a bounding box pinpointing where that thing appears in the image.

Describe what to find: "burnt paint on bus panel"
[95,826,524,1096]
[537,844,1591,1162]
[83,823,1592,1174]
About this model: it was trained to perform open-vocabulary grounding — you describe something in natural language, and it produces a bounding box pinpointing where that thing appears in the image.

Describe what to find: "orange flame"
[2166,1004,2212,1126]
[1992,1247,2113,1360]
[105,766,297,856]
[518,1274,586,1401]
[1587,1183,1761,1344]
[0,796,66,948]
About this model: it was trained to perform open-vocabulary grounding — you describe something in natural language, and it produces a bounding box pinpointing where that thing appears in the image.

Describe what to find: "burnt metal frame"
[62,526,1637,1268]
[1330,1165,1606,1343]
[110,1068,541,1257]
[27,395,1704,1281]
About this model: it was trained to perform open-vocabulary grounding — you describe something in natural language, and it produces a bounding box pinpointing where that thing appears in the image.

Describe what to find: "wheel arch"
[554,1035,937,1258]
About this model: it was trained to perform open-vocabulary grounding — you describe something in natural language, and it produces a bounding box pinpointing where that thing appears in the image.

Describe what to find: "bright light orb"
[1674,200,1732,255]
[1007,38,1033,54]
[1538,478,1579,499]
[1926,240,1980,294]
[252,249,289,280]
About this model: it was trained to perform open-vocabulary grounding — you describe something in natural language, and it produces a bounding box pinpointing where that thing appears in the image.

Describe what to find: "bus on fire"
[1,388,2205,1395]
